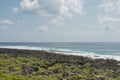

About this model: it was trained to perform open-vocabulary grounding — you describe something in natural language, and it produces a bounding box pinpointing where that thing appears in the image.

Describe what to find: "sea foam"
[0,45,120,61]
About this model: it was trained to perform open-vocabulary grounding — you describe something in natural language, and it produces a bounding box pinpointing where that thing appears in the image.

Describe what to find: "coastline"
[0,48,120,80]
[0,48,120,69]
[0,46,120,61]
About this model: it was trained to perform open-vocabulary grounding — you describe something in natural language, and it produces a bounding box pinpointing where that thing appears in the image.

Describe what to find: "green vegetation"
[0,53,120,80]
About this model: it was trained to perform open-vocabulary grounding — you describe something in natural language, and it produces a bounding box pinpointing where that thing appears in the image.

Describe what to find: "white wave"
[55,51,120,61]
[0,46,50,51]
[53,49,73,52]
[0,45,120,61]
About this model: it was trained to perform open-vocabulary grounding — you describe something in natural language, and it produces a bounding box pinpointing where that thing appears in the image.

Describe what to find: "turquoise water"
[0,42,120,60]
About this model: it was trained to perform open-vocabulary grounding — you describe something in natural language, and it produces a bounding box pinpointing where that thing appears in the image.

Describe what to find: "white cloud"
[19,0,84,26]
[12,7,19,13]
[20,0,40,13]
[50,15,65,26]
[20,0,83,15]
[97,15,120,31]
[99,1,114,12]
[99,0,120,14]
[0,26,8,30]
[97,15,120,25]
[37,26,49,32]
[99,0,120,32]
[104,25,120,34]
[17,20,25,24]
[104,26,114,31]
[0,20,14,25]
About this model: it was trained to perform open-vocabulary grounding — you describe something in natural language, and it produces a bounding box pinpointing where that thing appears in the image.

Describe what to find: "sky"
[0,0,120,42]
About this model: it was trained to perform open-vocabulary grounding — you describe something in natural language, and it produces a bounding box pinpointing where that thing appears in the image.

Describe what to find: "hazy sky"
[0,0,120,42]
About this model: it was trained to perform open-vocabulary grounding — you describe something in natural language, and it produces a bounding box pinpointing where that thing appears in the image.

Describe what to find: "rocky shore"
[0,48,120,80]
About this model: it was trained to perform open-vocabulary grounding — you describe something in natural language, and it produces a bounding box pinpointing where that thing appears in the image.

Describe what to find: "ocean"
[0,42,120,60]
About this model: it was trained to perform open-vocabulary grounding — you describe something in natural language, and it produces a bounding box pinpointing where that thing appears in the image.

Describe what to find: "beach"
[0,48,120,80]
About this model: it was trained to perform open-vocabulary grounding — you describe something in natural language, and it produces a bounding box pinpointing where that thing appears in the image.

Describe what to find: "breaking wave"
[0,45,120,61]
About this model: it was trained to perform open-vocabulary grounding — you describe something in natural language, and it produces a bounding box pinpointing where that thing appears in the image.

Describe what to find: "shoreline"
[0,48,120,70]
[0,46,120,61]
[1,48,120,80]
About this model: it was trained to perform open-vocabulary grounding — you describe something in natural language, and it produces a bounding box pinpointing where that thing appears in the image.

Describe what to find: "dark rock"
[96,76,105,80]
[52,69,60,74]
[116,69,120,74]
[21,65,39,75]
[8,66,15,73]
[107,72,118,78]
[62,72,69,77]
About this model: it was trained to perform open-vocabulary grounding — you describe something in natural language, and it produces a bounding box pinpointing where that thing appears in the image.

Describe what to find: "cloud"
[12,7,19,13]
[20,0,83,15]
[37,26,49,32]
[49,0,84,26]
[97,15,120,31]
[97,15,120,25]
[50,15,65,26]
[19,0,84,26]
[98,0,120,32]
[0,26,8,30]
[17,20,25,24]
[20,0,42,15]
[103,25,120,34]
[0,20,14,25]
[104,26,114,31]
[99,0,120,14]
